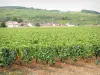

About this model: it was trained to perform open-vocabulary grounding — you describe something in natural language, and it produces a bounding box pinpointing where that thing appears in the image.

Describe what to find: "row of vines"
[0,27,100,67]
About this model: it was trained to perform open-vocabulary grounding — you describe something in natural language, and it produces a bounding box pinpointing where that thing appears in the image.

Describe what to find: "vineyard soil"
[0,57,100,75]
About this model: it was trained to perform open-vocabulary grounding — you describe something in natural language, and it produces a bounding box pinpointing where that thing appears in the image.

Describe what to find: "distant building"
[6,21,33,28]
[6,21,19,27]
[0,21,2,25]
[65,22,75,26]
[40,22,63,26]
[28,23,33,27]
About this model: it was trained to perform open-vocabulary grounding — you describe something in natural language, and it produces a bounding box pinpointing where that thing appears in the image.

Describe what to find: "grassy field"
[0,26,100,67]
[0,7,100,25]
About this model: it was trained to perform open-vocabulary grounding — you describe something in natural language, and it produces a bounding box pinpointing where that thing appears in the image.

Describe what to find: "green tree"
[0,22,7,27]
[35,22,40,27]
[18,18,23,23]
[6,17,12,21]
[12,17,18,21]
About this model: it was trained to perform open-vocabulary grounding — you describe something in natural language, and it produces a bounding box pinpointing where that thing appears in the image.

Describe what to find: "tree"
[0,22,7,27]
[35,22,40,27]
[18,18,23,23]
[12,17,18,21]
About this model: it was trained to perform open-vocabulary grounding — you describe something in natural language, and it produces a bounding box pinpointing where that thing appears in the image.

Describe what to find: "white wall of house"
[7,24,14,28]
[53,24,55,26]
[7,24,19,28]
[28,23,33,27]
[13,25,19,27]
[66,22,75,26]
[6,21,19,28]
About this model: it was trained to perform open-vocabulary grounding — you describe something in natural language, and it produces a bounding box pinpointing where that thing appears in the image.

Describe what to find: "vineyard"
[0,26,100,67]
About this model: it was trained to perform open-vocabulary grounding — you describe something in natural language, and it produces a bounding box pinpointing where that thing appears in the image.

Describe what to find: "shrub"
[35,22,40,27]
[0,22,7,27]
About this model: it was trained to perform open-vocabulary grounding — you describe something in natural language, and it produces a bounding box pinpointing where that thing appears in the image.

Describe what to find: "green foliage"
[0,27,100,66]
[35,22,40,27]
[81,9,100,14]
[12,17,18,21]
[0,48,16,67]
[17,18,23,23]
[21,47,32,62]
[6,17,12,21]
[0,22,7,27]
[92,45,100,58]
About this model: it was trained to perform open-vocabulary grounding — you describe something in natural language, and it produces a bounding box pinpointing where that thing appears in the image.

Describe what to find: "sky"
[0,0,100,12]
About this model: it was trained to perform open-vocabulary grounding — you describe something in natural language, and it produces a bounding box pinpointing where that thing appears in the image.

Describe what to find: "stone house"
[40,22,62,26]
[6,21,19,27]
[6,21,33,28]
[65,22,75,26]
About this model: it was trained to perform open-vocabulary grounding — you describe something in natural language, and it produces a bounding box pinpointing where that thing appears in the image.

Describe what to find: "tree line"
[81,9,100,14]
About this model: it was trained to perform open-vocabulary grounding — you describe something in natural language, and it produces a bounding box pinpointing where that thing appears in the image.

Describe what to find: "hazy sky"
[0,0,100,12]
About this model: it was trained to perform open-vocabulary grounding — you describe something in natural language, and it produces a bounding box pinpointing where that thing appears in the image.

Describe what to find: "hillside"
[0,6,100,25]
[81,9,100,14]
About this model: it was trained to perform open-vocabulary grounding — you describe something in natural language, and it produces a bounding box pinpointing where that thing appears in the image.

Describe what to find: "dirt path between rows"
[0,58,100,75]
